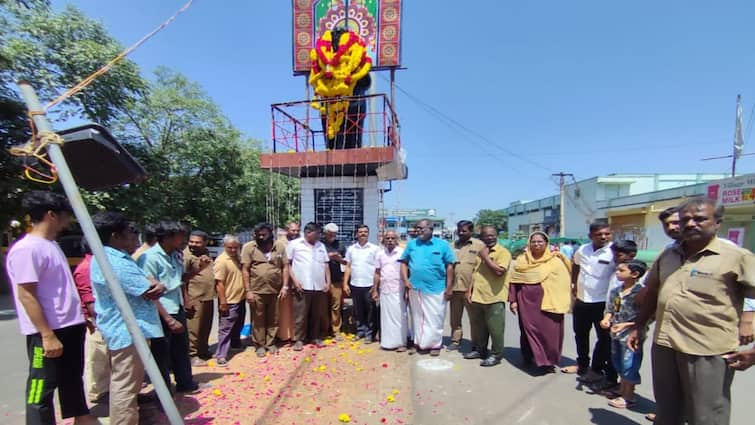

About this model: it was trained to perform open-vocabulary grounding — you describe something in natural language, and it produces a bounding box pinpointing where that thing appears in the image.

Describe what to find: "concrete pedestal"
[300,176,380,244]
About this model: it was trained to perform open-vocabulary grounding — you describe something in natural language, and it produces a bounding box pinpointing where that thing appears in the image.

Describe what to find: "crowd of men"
[4,190,755,425]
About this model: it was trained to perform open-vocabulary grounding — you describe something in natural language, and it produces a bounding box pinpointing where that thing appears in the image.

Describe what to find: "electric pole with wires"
[552,172,573,237]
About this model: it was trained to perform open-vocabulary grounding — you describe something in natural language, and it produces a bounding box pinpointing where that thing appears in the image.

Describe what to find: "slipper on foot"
[608,397,637,409]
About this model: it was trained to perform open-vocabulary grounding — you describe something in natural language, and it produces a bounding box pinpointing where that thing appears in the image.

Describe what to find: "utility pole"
[701,95,751,173]
[552,172,573,237]
[732,94,744,177]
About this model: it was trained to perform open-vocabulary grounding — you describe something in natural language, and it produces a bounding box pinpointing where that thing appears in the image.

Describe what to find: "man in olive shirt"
[464,225,511,366]
[241,223,289,357]
[627,198,755,425]
[449,220,485,351]
[183,230,216,365]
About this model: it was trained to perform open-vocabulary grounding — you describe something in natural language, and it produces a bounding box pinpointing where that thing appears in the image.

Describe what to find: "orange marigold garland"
[309,30,372,140]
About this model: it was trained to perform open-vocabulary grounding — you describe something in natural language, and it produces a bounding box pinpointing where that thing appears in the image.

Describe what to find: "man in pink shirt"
[5,191,97,425]
[372,231,407,351]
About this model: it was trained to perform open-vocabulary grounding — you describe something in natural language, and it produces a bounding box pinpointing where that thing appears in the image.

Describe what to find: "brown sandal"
[560,365,581,374]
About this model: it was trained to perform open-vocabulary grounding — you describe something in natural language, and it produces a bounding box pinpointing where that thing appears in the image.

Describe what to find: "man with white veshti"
[372,231,407,351]
[400,220,456,356]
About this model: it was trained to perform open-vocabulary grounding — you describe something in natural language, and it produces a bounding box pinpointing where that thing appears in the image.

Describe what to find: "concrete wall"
[507,212,529,235]
[300,176,380,244]
[563,177,600,238]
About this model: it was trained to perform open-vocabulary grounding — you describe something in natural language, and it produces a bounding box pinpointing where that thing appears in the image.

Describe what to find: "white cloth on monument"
[408,289,445,350]
[380,290,408,349]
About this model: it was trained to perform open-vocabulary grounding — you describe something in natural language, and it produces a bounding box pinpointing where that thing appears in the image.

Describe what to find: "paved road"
[411,308,753,425]
[0,295,752,424]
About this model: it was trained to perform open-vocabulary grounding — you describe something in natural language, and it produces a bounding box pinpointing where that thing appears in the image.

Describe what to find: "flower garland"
[309,30,372,140]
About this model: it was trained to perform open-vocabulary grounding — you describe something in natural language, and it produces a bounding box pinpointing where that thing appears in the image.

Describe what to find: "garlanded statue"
[309,27,372,150]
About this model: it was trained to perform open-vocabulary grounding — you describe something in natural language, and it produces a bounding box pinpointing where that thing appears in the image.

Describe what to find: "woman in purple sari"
[508,232,572,373]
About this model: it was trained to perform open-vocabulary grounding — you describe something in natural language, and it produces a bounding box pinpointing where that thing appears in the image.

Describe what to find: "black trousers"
[25,323,89,425]
[351,285,379,339]
[294,290,328,342]
[572,300,617,383]
[150,306,195,392]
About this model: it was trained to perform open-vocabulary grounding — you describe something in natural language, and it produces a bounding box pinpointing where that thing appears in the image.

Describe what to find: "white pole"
[17,81,184,425]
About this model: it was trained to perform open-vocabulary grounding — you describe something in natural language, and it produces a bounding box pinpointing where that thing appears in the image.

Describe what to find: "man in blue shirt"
[400,220,456,356]
[138,221,199,394]
[559,241,575,260]
[90,212,165,425]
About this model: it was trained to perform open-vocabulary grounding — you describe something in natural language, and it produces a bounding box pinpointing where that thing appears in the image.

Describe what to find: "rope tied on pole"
[8,111,65,184]
[6,0,195,186]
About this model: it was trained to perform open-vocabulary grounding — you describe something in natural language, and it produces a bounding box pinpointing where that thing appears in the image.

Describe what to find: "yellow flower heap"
[309,30,372,140]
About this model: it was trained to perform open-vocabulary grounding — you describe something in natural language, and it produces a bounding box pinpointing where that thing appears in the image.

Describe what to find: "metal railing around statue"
[270,93,400,154]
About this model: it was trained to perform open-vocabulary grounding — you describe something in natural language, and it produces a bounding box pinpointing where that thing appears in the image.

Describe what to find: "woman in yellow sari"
[508,232,572,372]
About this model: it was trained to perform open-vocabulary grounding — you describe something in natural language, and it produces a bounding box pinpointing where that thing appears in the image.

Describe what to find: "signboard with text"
[314,188,364,242]
[706,174,755,207]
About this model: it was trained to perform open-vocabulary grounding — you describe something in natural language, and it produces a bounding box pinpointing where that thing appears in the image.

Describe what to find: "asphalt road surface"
[0,295,751,424]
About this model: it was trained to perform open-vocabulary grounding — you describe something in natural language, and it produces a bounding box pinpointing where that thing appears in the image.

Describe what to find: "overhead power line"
[382,75,555,173]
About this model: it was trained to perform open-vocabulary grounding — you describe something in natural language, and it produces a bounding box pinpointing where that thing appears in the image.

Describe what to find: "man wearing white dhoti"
[400,220,456,356]
[372,231,407,351]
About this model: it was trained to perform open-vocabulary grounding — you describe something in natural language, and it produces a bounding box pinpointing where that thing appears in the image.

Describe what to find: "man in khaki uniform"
[213,235,245,366]
[241,223,289,357]
[449,220,485,351]
[464,225,511,366]
[183,230,216,365]
[627,198,755,425]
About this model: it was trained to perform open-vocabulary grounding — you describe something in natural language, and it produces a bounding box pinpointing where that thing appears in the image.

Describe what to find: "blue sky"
[52,0,755,221]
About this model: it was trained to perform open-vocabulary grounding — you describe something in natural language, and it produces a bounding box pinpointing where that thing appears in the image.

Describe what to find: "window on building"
[603,184,621,200]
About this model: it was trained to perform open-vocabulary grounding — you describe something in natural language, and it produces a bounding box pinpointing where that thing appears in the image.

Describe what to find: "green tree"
[474,208,508,232]
[1,2,145,123]
[0,1,146,228]
[88,67,296,232]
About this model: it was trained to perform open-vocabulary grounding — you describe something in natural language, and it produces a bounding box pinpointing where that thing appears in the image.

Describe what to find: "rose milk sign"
[707,174,755,207]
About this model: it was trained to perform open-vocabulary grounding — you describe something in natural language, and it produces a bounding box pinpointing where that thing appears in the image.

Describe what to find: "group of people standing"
[556,198,755,424]
[398,200,755,425]
[4,189,755,425]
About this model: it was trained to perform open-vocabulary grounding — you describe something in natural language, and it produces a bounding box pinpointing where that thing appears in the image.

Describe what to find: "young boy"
[608,240,638,289]
[600,259,648,409]
[581,239,639,392]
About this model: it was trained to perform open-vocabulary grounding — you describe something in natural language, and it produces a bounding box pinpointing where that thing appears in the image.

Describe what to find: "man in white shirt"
[344,225,380,343]
[287,222,331,350]
[562,222,617,389]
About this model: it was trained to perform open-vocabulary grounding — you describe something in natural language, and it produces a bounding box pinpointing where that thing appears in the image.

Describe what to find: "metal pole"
[732,151,737,177]
[304,75,310,151]
[17,81,184,425]
[559,177,566,237]
[552,172,571,237]
[390,68,396,111]
[733,95,740,177]
[344,0,350,30]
